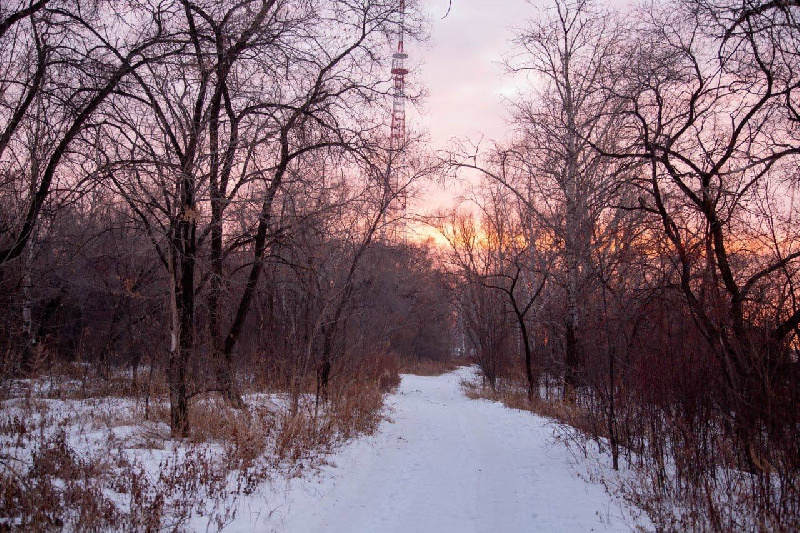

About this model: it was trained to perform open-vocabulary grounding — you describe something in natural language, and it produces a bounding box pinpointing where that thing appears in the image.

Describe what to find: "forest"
[1,0,799,531]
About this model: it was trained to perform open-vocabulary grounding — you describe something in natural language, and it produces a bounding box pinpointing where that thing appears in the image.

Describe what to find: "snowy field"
[1,367,646,531]
[225,367,643,532]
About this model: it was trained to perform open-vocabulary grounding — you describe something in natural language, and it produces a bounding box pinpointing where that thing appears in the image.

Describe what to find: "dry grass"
[1,359,169,403]
[463,370,800,532]
[0,358,396,531]
[399,358,461,377]
[461,374,588,430]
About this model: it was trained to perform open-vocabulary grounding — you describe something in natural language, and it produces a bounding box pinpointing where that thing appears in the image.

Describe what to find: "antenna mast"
[390,0,408,150]
[385,0,408,242]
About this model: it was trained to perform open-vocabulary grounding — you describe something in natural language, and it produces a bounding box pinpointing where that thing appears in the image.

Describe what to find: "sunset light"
[2,0,799,530]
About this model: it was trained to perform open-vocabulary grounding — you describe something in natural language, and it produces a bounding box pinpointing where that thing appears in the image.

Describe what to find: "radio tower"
[390,0,408,150]
[386,0,408,242]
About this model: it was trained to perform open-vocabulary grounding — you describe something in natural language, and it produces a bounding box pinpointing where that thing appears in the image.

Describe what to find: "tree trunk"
[564,285,579,402]
[20,240,36,375]
[513,305,536,403]
[168,195,195,438]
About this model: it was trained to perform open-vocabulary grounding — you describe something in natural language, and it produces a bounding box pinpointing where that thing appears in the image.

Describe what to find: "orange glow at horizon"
[407,221,452,249]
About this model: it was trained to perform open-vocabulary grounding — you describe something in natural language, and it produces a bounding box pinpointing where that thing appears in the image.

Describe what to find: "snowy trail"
[242,368,633,532]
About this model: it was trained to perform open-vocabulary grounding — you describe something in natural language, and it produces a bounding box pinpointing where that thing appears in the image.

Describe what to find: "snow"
[228,367,637,532]
[2,367,643,531]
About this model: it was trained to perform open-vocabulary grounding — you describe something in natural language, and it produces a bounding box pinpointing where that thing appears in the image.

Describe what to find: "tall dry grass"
[0,354,399,530]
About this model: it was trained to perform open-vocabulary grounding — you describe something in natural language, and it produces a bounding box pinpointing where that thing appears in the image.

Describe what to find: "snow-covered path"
[245,368,634,532]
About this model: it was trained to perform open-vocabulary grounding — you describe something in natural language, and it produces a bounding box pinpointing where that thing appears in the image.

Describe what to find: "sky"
[412,0,532,146]
[406,0,534,217]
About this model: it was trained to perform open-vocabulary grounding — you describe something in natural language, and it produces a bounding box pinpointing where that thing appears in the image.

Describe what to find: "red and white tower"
[382,0,409,243]
[390,0,408,151]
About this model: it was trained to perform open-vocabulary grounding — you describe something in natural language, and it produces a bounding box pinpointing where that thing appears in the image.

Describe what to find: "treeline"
[444,0,800,530]
[0,0,452,436]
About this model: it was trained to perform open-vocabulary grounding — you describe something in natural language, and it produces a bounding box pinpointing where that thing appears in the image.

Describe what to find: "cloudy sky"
[406,0,534,213]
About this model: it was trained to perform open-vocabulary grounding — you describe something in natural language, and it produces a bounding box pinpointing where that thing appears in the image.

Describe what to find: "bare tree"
[603,0,800,469]
[0,0,172,265]
[445,0,627,399]
[94,0,415,434]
